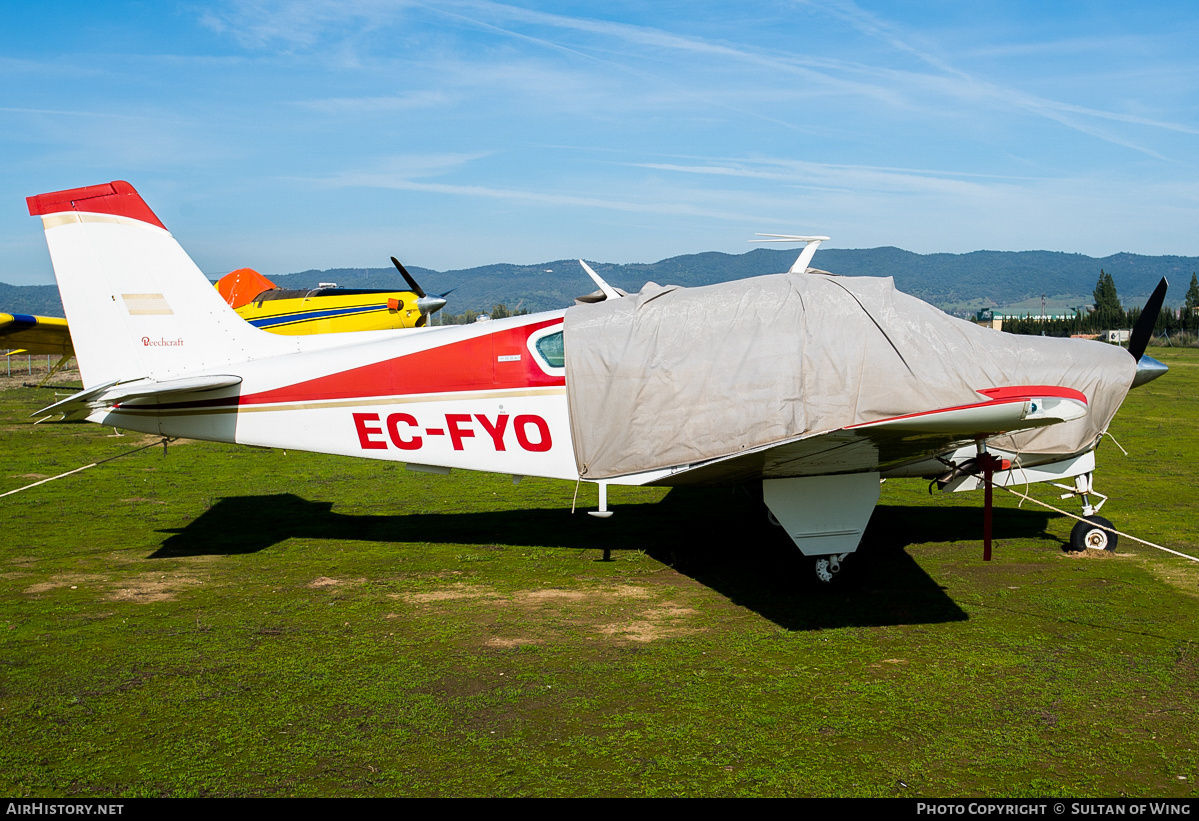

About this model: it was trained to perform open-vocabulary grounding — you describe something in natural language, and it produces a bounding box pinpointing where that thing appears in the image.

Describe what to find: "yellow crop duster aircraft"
[2,256,450,380]
[217,257,450,333]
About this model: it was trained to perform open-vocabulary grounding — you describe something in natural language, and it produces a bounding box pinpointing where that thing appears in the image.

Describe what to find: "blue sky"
[3,1,1199,285]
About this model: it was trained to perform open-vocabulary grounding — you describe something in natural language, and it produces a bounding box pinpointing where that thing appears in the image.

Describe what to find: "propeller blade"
[391,256,426,298]
[1128,277,1168,362]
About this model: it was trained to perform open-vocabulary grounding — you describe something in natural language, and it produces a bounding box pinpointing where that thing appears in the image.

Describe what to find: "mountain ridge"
[3,247,1194,318]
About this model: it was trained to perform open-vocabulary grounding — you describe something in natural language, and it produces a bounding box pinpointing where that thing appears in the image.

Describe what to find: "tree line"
[437,303,530,326]
[1002,271,1199,341]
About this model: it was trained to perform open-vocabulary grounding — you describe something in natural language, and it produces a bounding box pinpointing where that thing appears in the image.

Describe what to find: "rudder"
[28,181,293,387]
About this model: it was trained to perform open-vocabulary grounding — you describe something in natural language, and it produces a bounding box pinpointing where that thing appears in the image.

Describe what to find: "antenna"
[578,260,622,301]
[750,234,831,274]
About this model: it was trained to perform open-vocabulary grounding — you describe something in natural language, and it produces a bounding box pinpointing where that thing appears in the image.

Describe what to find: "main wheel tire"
[813,553,852,584]
[1069,515,1118,552]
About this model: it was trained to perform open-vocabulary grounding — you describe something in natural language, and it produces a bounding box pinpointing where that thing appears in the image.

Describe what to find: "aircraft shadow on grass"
[154,488,1059,631]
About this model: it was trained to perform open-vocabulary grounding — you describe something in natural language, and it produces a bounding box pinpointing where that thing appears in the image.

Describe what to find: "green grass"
[1,351,1197,797]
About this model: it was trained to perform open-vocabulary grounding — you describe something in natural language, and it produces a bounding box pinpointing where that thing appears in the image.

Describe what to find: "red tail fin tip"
[26,180,167,230]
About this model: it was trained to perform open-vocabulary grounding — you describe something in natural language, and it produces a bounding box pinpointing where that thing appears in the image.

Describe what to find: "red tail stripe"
[27,181,167,231]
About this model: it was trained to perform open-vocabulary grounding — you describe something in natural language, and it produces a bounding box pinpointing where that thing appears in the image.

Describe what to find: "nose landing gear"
[1056,472,1118,553]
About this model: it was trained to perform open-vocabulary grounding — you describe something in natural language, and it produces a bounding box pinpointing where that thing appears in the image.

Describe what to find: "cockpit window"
[535,330,565,368]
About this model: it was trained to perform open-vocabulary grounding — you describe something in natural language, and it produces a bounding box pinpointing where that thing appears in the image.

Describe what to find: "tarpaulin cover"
[563,273,1135,480]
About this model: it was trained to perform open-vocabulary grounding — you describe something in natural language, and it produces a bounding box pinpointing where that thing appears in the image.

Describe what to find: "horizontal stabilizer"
[37,374,242,418]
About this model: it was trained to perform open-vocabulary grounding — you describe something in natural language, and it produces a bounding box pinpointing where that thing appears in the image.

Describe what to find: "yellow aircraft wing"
[0,313,73,356]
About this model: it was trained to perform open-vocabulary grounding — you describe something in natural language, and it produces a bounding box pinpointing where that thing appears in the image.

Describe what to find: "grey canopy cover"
[563,273,1135,480]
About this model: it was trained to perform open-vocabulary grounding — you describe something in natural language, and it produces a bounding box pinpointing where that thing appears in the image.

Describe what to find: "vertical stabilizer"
[27,181,294,387]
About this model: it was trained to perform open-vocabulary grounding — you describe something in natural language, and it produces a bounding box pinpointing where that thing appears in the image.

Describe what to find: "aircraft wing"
[0,313,73,357]
[644,386,1088,486]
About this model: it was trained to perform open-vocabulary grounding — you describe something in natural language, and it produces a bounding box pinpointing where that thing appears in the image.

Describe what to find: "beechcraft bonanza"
[24,181,1169,582]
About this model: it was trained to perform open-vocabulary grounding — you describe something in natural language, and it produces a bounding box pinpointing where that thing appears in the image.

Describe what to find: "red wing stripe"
[846,385,1086,430]
[976,385,1087,404]
[846,397,1026,429]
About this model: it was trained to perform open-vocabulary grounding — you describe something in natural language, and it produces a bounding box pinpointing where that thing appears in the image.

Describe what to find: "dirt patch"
[868,658,909,668]
[399,583,700,644]
[398,583,500,603]
[13,473,50,480]
[24,573,108,594]
[513,584,650,604]
[596,604,699,643]
[0,365,82,392]
[121,497,166,504]
[308,576,366,589]
[106,572,204,603]
[1144,558,1199,599]
[516,588,588,602]
[485,637,541,648]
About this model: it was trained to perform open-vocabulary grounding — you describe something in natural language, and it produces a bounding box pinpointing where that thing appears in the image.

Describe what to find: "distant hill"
[5,247,1196,318]
[0,282,69,317]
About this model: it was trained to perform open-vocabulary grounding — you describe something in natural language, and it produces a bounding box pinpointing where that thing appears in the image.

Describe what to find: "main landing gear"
[760,474,880,587]
[1056,472,1118,553]
[813,552,852,584]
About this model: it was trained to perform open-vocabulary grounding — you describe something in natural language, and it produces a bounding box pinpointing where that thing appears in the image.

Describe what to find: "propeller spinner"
[391,256,453,324]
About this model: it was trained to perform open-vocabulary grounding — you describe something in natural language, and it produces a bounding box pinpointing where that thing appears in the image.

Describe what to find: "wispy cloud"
[198,0,411,49]
[314,157,784,224]
[294,90,449,113]
[628,158,1036,198]
[800,0,1197,154]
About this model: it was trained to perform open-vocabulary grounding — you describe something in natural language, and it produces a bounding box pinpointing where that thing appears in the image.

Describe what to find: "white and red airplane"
[25,181,1168,582]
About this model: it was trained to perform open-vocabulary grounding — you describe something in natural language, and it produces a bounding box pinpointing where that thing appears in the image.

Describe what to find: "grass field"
[1,350,1197,798]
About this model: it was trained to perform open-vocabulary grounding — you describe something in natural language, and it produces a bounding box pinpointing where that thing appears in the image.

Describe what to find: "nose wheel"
[1069,515,1118,553]
[1054,472,1118,553]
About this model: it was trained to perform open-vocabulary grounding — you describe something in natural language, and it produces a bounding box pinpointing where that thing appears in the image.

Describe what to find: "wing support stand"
[977,441,1003,562]
[588,481,613,519]
[587,481,614,562]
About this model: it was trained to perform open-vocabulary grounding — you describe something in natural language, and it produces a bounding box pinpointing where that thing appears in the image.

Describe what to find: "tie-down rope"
[0,437,173,499]
[995,483,1199,564]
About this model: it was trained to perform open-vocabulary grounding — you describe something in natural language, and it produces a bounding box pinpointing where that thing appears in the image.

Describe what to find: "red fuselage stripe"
[149,317,566,411]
